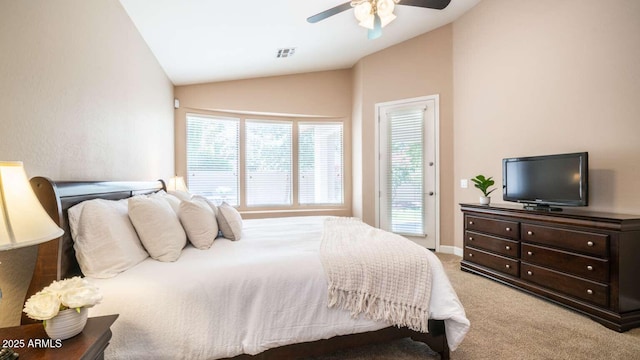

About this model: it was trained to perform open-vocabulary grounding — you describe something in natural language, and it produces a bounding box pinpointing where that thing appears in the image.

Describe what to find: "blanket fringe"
[327,286,430,333]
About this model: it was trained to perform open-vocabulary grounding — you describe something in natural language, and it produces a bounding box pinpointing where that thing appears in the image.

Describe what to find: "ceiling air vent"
[276,48,296,58]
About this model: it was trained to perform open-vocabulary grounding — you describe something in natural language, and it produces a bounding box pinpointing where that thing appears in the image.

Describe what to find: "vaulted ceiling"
[119,0,481,85]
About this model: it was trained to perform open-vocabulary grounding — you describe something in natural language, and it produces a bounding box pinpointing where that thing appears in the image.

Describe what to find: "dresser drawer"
[464,246,519,277]
[521,243,609,283]
[521,263,608,307]
[466,231,519,258]
[521,224,608,257]
[466,215,519,240]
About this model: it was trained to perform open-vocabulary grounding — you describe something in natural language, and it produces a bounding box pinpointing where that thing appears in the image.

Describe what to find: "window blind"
[245,120,292,206]
[386,108,425,235]
[298,123,344,205]
[186,115,240,206]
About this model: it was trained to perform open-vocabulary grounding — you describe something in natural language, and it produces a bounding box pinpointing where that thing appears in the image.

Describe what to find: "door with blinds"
[378,96,437,249]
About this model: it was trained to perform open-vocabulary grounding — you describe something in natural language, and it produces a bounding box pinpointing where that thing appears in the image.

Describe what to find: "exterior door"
[377,96,438,249]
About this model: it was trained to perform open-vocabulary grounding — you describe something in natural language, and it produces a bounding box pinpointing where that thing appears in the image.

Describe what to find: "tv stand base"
[523,204,562,212]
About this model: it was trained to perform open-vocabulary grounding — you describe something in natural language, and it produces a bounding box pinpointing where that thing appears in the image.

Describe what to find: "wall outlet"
[460,179,468,188]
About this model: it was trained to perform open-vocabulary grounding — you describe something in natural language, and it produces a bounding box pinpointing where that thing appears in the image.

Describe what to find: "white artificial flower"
[42,279,65,294]
[23,292,61,320]
[59,276,85,288]
[61,285,103,308]
[23,276,102,321]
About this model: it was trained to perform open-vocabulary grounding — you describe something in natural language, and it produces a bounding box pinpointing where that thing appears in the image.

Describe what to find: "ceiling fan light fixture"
[376,0,395,17]
[353,0,397,31]
[354,2,374,29]
[358,17,374,30]
[378,12,396,28]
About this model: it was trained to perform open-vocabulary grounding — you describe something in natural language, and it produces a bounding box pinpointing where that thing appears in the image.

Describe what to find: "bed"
[23,177,469,359]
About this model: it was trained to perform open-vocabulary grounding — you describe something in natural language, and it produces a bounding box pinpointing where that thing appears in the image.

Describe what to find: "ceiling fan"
[307,0,452,40]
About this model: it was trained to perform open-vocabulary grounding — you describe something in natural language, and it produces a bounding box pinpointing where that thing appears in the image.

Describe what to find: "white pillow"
[178,199,218,249]
[192,195,219,217]
[168,190,192,201]
[217,202,242,241]
[128,196,187,262]
[149,190,181,213]
[68,199,149,278]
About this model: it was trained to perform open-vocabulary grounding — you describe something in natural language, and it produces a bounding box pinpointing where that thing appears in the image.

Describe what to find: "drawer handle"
[527,271,533,276]
[505,264,511,269]
[587,265,593,271]
[505,227,511,232]
[587,241,594,247]
[468,237,473,241]
[527,231,534,236]
[587,289,593,295]
[469,221,474,225]
[527,251,533,256]
[469,253,473,257]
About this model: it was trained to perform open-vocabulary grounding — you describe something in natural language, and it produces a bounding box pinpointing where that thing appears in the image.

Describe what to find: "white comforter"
[88,216,469,359]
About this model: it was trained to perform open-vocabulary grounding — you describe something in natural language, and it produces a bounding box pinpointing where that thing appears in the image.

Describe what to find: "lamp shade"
[376,0,396,27]
[0,162,64,251]
[167,176,188,192]
[354,0,397,31]
[354,1,374,29]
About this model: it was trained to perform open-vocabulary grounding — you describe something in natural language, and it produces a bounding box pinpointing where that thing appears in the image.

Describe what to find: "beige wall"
[174,70,354,217]
[453,0,640,248]
[352,25,456,246]
[0,0,174,326]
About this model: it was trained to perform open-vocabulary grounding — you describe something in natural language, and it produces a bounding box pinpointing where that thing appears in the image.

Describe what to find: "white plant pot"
[479,196,491,205]
[44,307,88,340]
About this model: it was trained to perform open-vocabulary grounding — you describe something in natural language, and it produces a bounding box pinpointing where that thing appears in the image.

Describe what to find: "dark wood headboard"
[22,177,165,325]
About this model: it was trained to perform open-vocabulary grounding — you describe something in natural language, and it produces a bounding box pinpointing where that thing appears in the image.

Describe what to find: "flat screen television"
[502,152,588,211]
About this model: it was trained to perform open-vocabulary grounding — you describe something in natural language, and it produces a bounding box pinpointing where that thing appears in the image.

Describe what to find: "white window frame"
[185,113,346,213]
[298,121,344,206]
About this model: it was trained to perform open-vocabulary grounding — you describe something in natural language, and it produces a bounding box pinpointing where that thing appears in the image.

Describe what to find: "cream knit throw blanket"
[320,217,432,332]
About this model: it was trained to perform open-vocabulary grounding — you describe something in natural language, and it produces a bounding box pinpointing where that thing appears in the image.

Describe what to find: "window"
[245,120,292,206]
[186,115,240,206]
[186,114,344,210]
[299,123,343,205]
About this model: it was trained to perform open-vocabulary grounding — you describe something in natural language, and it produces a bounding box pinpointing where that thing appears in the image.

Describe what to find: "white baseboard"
[438,245,463,257]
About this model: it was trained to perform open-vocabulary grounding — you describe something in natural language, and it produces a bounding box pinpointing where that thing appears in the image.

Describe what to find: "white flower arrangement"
[23,277,102,324]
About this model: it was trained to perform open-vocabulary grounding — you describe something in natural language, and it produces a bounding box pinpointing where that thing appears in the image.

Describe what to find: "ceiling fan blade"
[307,2,353,23]
[398,0,452,10]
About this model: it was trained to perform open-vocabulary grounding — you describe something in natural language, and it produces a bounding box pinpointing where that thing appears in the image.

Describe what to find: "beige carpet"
[307,253,640,360]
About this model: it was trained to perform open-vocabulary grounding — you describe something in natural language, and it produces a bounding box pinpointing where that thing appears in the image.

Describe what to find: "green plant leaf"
[470,174,496,196]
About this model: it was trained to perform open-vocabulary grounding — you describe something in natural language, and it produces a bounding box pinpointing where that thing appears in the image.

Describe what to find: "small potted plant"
[471,175,496,205]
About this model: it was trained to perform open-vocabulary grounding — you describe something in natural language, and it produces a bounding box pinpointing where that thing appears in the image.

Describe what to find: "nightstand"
[0,314,118,359]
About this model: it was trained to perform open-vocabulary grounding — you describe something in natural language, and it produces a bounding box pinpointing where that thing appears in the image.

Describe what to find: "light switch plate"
[460,179,468,188]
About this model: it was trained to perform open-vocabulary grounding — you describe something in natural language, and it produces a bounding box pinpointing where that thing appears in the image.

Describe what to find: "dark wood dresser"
[460,203,640,332]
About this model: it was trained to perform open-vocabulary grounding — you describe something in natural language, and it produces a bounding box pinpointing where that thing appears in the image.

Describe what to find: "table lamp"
[0,161,64,301]
[166,176,188,192]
